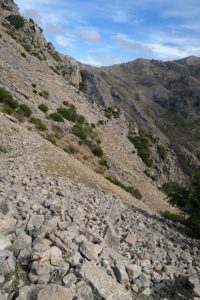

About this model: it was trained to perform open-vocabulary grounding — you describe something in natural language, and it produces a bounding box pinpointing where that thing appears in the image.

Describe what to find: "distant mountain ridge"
[79,56,200,175]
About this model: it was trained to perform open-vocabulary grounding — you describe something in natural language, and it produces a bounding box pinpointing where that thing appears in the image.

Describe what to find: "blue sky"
[15,0,200,66]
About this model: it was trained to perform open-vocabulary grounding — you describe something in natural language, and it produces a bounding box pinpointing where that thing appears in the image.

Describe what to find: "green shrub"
[19,104,32,117]
[162,176,200,235]
[104,107,120,119]
[38,103,49,113]
[22,43,31,52]
[31,83,37,88]
[63,145,77,154]
[1,107,14,115]
[99,159,109,169]
[0,87,19,109]
[77,115,85,124]
[161,210,185,223]
[157,145,167,161]
[79,81,87,93]
[126,186,143,200]
[51,51,61,62]
[7,15,25,29]
[0,144,8,153]
[57,107,77,122]
[106,176,128,190]
[48,113,64,122]
[45,135,57,145]
[29,116,47,131]
[72,124,87,140]
[39,90,49,100]
[21,52,26,58]
[92,147,104,157]
[128,130,153,167]
[32,89,37,94]
[106,176,142,199]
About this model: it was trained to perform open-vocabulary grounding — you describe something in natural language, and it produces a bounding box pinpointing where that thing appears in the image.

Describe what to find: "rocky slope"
[0,1,200,299]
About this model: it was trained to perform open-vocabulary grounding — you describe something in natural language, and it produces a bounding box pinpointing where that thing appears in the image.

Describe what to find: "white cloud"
[115,34,152,55]
[55,34,77,50]
[80,29,102,43]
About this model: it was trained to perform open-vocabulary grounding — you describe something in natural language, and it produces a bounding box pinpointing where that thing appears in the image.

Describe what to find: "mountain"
[79,56,200,176]
[0,1,200,299]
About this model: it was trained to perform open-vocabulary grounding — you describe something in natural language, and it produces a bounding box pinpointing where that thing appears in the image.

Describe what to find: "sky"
[15,0,200,66]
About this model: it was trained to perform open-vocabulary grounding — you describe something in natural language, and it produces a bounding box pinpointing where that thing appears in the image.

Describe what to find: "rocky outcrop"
[0,0,19,17]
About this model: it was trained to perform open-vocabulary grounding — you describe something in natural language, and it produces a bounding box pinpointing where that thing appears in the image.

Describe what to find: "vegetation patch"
[29,116,47,131]
[57,107,76,122]
[79,70,89,93]
[48,113,64,122]
[1,107,14,115]
[161,210,185,223]
[92,147,104,157]
[0,86,19,109]
[39,90,49,100]
[22,43,31,52]
[7,15,25,29]
[157,145,167,161]
[18,104,32,117]
[38,103,49,113]
[21,52,26,58]
[99,159,109,169]
[0,144,8,153]
[162,175,200,236]
[106,176,142,199]
[128,129,153,167]
[104,106,120,119]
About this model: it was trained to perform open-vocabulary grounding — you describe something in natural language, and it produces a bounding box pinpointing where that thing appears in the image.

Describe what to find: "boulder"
[0,234,12,250]
[0,250,15,275]
[80,240,103,261]
[126,264,142,280]
[81,262,133,300]
[37,284,72,300]
[103,222,120,249]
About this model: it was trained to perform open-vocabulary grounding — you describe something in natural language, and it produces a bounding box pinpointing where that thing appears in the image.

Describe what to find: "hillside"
[80,57,200,176]
[0,1,200,299]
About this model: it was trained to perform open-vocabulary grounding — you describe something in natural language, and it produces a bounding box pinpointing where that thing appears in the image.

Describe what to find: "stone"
[103,222,120,249]
[13,232,32,250]
[80,240,103,261]
[63,273,78,288]
[142,287,151,296]
[141,260,151,268]
[50,246,63,267]
[188,274,200,297]
[27,214,44,232]
[81,262,133,300]
[37,284,72,300]
[112,263,129,283]
[138,273,151,288]
[126,264,142,280]
[76,281,94,300]
[0,235,12,251]
[0,250,15,275]
[18,248,31,266]
[125,234,138,245]
[16,285,43,300]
